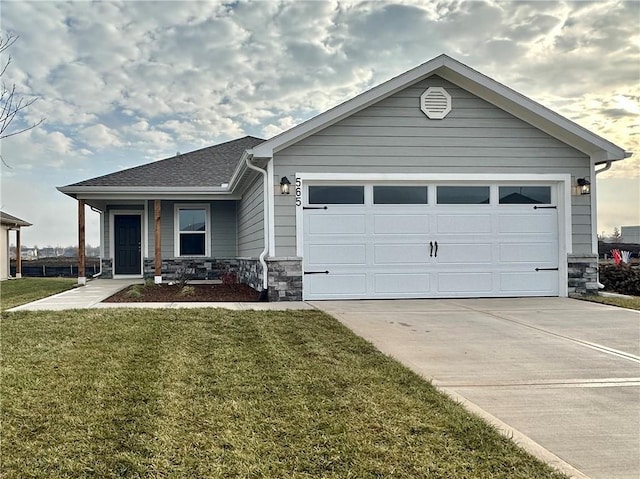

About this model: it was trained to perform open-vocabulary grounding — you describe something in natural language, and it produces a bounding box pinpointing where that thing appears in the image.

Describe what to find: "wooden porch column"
[154,199,162,284]
[15,228,22,278]
[78,199,86,285]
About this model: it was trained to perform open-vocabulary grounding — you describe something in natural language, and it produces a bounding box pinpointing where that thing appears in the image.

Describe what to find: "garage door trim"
[294,173,572,299]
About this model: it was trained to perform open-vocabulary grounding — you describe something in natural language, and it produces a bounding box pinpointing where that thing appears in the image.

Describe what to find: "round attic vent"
[420,87,451,119]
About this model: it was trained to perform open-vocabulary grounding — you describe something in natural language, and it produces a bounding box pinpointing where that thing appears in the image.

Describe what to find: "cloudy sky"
[1,0,638,248]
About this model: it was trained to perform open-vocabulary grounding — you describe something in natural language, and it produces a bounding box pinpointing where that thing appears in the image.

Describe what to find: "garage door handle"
[434,241,438,257]
[429,241,433,257]
[535,267,559,271]
[303,206,328,210]
[533,205,557,209]
[304,270,329,275]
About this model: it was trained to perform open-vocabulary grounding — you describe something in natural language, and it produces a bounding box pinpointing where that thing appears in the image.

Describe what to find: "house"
[0,211,31,281]
[620,226,640,244]
[58,54,631,301]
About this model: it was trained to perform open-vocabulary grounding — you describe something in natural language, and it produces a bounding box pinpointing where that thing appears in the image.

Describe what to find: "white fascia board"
[252,55,449,157]
[70,191,241,201]
[227,149,252,190]
[58,186,240,202]
[252,54,628,162]
[437,65,628,161]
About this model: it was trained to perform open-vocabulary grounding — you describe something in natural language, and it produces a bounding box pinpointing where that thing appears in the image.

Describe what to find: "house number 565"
[295,177,302,207]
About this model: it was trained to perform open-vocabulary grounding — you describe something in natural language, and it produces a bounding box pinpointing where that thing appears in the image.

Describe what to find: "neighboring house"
[58,54,631,301]
[621,226,640,244]
[0,211,31,281]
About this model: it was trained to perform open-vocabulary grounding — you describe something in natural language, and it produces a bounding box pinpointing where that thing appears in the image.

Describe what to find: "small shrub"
[599,264,640,296]
[126,285,143,299]
[174,263,194,288]
[179,285,196,297]
[220,271,237,285]
[144,278,156,287]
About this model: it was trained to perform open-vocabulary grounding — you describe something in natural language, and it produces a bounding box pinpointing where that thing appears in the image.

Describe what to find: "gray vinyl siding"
[273,75,592,256]
[104,201,238,260]
[237,175,265,257]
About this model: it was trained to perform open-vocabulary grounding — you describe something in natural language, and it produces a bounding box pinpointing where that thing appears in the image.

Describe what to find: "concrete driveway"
[311,298,640,479]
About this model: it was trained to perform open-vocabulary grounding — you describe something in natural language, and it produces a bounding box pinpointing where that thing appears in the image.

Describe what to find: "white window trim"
[295,173,571,297]
[174,203,211,257]
[109,208,146,278]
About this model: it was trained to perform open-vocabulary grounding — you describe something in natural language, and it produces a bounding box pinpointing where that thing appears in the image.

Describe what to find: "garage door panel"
[374,243,430,264]
[307,214,366,235]
[438,273,493,293]
[308,244,366,265]
[302,183,560,300]
[437,215,492,234]
[374,215,430,234]
[499,242,557,263]
[306,274,367,296]
[436,243,492,264]
[500,272,557,293]
[374,273,430,294]
[498,214,556,234]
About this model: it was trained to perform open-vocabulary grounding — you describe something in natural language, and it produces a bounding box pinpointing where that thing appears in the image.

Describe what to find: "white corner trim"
[267,161,276,257]
[589,159,598,255]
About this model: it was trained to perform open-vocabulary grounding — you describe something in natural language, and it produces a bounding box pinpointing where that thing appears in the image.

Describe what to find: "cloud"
[79,124,122,149]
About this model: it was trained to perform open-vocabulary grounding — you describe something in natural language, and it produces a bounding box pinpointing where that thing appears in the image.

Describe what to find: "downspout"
[593,160,613,289]
[89,205,103,278]
[244,154,269,300]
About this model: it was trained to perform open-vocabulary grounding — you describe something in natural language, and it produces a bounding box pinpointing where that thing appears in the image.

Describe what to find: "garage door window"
[308,186,364,204]
[374,186,428,204]
[499,186,551,204]
[437,186,490,204]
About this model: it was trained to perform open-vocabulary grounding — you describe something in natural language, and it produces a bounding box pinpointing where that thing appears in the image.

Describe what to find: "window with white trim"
[174,204,210,257]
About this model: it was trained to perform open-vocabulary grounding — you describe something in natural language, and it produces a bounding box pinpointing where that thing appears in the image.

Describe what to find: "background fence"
[10,260,100,278]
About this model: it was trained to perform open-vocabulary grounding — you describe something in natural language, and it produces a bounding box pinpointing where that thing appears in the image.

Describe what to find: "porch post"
[154,199,162,284]
[78,199,86,285]
[15,228,22,278]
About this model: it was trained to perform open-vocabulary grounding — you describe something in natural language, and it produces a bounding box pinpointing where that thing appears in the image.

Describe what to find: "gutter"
[244,154,269,299]
[595,160,613,175]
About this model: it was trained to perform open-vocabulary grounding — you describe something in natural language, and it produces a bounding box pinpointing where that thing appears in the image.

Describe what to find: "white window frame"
[174,203,211,257]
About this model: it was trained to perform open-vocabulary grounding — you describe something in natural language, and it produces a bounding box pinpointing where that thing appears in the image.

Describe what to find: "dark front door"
[114,215,141,275]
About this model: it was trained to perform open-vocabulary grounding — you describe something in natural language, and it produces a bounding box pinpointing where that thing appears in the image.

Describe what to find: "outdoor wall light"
[280,176,291,194]
[577,178,591,195]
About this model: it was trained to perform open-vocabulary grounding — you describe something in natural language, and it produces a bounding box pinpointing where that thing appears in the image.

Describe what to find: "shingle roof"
[66,136,265,188]
[1,211,31,227]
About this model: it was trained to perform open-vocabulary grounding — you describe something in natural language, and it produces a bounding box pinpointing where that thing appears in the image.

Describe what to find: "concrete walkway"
[7,279,314,311]
[312,298,640,479]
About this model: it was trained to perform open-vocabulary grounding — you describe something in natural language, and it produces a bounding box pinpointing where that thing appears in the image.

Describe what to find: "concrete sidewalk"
[313,298,640,479]
[7,279,314,311]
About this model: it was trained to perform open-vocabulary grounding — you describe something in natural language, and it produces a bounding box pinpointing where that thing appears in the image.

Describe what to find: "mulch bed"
[104,283,260,303]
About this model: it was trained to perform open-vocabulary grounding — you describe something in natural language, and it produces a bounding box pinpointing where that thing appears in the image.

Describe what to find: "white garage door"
[302,183,559,300]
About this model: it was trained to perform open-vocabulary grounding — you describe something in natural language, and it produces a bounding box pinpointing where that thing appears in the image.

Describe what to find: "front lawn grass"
[0,277,76,310]
[576,294,640,310]
[1,308,568,478]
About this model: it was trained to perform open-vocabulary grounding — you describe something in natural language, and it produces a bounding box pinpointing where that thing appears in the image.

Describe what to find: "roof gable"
[251,54,629,163]
[64,136,265,189]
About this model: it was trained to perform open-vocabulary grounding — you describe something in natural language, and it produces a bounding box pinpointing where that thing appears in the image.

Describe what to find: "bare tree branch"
[0,32,45,165]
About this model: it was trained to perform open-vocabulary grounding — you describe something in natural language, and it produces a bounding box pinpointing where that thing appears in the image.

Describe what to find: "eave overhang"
[57,185,240,201]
